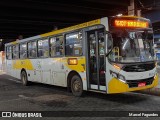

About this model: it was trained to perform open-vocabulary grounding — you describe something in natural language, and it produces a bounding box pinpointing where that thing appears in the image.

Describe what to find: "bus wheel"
[21,71,28,86]
[71,75,83,97]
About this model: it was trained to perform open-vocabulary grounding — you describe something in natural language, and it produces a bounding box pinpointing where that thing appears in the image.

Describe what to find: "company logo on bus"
[114,20,149,28]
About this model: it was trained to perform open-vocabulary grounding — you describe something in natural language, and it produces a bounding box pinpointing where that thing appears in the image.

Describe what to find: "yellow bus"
[5,16,158,96]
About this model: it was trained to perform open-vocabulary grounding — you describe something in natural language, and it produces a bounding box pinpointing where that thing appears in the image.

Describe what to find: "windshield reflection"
[109,29,154,63]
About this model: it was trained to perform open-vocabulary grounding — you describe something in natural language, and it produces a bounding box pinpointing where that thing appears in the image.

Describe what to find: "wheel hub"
[73,80,81,92]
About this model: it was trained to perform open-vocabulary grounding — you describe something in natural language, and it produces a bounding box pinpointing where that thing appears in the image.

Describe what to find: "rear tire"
[21,71,29,86]
[71,75,83,97]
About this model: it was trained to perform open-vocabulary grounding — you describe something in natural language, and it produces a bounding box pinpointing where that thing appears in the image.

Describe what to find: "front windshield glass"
[108,29,154,63]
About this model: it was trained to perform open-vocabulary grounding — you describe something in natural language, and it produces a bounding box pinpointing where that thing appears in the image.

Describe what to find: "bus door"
[86,28,106,91]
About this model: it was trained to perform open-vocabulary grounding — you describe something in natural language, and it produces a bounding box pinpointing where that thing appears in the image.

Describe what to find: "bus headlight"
[155,61,158,68]
[111,72,118,78]
[154,72,157,79]
[118,74,126,83]
[110,71,126,83]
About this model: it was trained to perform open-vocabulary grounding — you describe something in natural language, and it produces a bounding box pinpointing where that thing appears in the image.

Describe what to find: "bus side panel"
[6,60,12,76]
[5,60,21,79]
[30,58,66,87]
[27,70,36,82]
[6,56,87,90]
[25,59,41,83]
[10,59,34,82]
[51,58,67,87]
[8,58,67,87]
[64,56,87,90]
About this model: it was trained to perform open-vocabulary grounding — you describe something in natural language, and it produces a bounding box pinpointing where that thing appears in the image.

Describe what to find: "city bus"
[5,16,158,96]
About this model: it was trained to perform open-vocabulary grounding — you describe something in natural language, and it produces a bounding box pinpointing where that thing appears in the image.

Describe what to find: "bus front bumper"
[108,74,158,94]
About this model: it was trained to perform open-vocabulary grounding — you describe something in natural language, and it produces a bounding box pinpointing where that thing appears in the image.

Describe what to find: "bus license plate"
[138,82,146,87]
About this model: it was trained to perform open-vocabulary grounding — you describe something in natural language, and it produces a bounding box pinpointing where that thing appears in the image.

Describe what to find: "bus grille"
[126,77,154,88]
[123,63,155,72]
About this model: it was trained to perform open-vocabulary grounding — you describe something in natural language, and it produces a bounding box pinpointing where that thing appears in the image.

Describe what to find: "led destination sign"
[114,20,149,28]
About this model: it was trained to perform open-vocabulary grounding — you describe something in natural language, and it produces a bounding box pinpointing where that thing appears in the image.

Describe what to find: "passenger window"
[12,45,19,59]
[28,41,37,58]
[38,39,49,57]
[6,46,12,59]
[20,43,27,59]
[50,35,64,56]
[65,32,82,56]
[50,37,56,56]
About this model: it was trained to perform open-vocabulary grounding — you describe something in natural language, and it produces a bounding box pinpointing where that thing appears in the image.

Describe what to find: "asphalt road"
[0,73,160,120]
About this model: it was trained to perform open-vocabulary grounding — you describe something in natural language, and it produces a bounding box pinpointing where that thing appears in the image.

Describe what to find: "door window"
[88,29,106,86]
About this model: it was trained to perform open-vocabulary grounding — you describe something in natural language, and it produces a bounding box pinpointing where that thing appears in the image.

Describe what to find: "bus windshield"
[108,29,154,63]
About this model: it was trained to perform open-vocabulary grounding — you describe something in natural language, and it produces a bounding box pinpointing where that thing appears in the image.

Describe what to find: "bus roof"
[5,15,149,46]
[5,19,101,46]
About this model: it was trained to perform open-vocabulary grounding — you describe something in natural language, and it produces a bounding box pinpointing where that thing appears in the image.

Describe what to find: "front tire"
[71,75,83,97]
[21,71,29,86]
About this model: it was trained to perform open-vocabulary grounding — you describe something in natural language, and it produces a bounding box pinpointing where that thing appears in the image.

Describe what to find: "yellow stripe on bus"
[40,19,101,37]
[53,57,86,73]
[10,41,18,45]
[12,59,34,70]
[64,57,86,73]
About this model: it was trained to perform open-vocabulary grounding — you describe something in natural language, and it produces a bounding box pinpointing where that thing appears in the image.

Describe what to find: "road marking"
[7,78,21,83]
[18,95,29,99]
